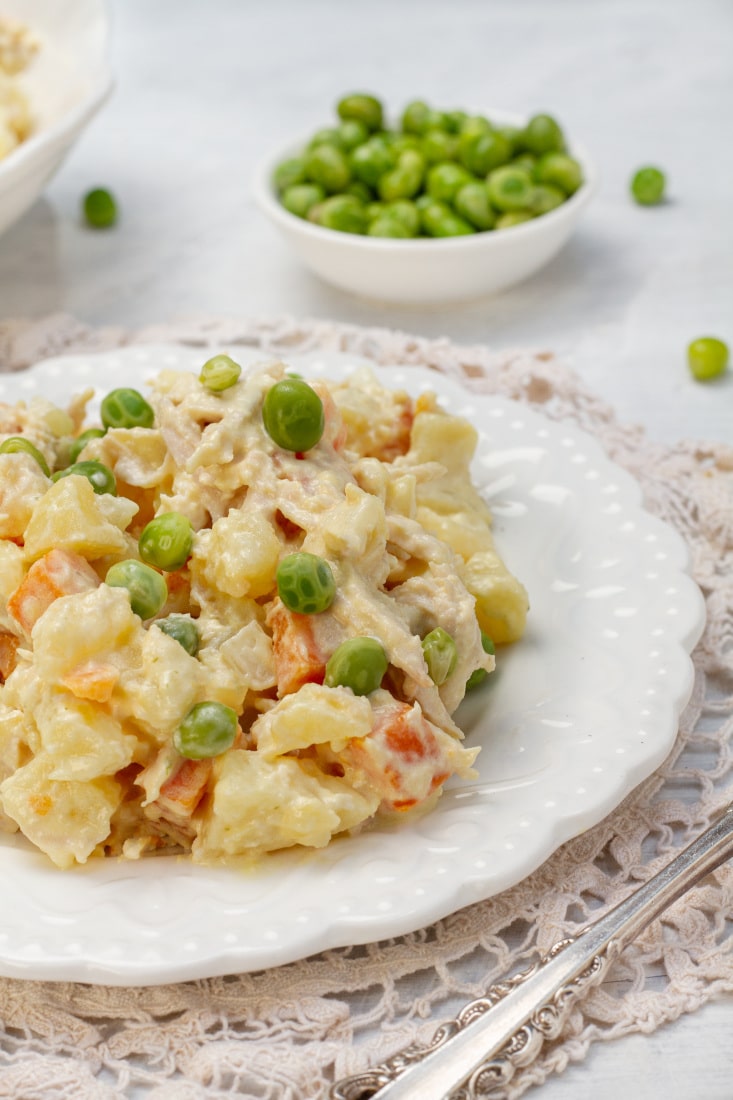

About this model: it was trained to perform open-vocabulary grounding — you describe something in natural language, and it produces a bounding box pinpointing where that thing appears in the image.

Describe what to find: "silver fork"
[330,803,733,1100]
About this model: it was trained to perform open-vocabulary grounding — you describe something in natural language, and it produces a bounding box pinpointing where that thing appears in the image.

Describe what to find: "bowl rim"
[252,107,598,252]
[0,0,113,180]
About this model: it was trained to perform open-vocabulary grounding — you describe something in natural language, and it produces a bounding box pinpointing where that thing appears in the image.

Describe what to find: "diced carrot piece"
[139,755,213,847]
[344,699,450,812]
[7,548,99,633]
[0,631,19,681]
[60,661,119,702]
[268,601,326,697]
[150,758,213,830]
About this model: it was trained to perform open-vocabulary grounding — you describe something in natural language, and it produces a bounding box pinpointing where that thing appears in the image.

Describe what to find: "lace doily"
[0,312,731,1100]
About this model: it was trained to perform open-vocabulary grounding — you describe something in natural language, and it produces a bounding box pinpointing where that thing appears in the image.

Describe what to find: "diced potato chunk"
[0,754,121,868]
[253,682,373,759]
[195,751,378,857]
[192,509,281,598]
[23,476,137,563]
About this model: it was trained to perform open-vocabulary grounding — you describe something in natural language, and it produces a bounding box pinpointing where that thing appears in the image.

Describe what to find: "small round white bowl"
[253,110,597,304]
[0,0,113,238]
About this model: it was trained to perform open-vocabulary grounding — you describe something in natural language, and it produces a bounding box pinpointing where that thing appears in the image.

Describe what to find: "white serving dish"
[252,110,597,304]
[0,0,112,237]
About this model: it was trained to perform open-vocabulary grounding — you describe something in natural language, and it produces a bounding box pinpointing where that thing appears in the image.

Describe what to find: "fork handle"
[330,806,733,1100]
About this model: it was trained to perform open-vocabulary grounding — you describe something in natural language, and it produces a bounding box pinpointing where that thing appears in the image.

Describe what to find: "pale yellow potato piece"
[462,551,529,644]
[83,428,174,488]
[115,623,203,741]
[254,682,373,760]
[23,476,137,563]
[31,584,140,684]
[195,751,379,858]
[0,703,30,777]
[0,453,49,540]
[34,687,137,781]
[192,508,280,599]
[0,539,25,631]
[408,408,529,644]
[0,754,121,868]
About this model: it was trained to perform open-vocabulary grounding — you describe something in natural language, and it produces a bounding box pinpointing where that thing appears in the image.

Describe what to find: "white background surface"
[1,0,732,1096]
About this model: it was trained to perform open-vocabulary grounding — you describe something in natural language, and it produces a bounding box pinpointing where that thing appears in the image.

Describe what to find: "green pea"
[262,377,325,452]
[51,459,117,495]
[454,181,497,230]
[273,156,307,193]
[325,637,388,696]
[383,199,420,235]
[535,152,583,196]
[424,109,450,131]
[101,388,154,430]
[105,559,167,620]
[310,194,367,234]
[68,427,106,464]
[422,129,459,164]
[486,166,534,211]
[459,115,492,139]
[421,200,474,237]
[82,187,117,229]
[495,210,535,229]
[529,184,566,215]
[155,614,200,656]
[466,632,495,691]
[304,144,351,194]
[337,93,383,132]
[338,119,370,151]
[282,182,326,219]
[495,125,522,157]
[421,627,458,686]
[199,353,242,392]
[687,337,729,381]
[426,162,473,203]
[350,137,397,187]
[630,165,666,206]
[377,149,425,202]
[459,130,511,175]
[521,114,565,155]
[401,99,432,135]
[386,133,422,155]
[366,201,386,221]
[307,127,346,151]
[0,436,50,476]
[174,701,238,760]
[368,216,412,238]
[344,179,374,203]
[139,512,194,571]
[511,153,538,175]
[444,109,468,134]
[276,552,336,614]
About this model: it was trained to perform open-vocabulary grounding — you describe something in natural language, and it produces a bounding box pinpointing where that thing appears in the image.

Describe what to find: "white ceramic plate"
[0,345,705,985]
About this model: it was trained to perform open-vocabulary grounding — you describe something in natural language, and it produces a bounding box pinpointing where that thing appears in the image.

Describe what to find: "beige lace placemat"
[0,313,731,1100]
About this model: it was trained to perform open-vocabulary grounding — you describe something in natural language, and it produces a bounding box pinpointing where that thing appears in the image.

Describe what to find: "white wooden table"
[1,0,731,1095]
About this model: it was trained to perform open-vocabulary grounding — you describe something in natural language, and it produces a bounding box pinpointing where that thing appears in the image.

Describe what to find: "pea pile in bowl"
[272,93,584,239]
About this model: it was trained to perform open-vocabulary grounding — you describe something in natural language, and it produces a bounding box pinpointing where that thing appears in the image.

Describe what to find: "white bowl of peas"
[253,94,597,305]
